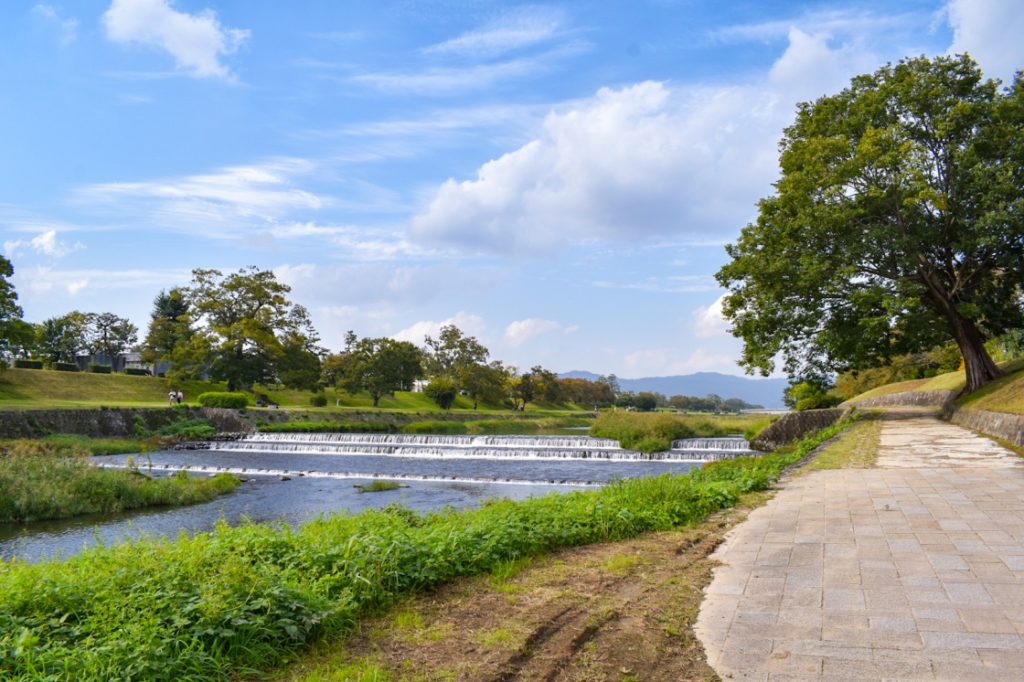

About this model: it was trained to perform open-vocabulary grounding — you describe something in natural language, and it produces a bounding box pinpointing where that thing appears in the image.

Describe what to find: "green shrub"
[124,367,151,376]
[53,362,79,372]
[402,420,468,434]
[88,364,112,374]
[590,411,774,452]
[424,376,458,410]
[309,393,328,407]
[12,359,42,369]
[0,419,850,680]
[155,418,216,440]
[197,392,250,409]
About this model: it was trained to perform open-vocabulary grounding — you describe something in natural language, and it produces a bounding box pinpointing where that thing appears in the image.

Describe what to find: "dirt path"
[696,413,1024,681]
[276,496,772,682]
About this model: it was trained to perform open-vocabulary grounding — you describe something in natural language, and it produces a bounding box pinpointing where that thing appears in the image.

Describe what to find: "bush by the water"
[53,362,78,372]
[0,440,240,523]
[309,393,328,407]
[124,367,151,376]
[258,421,395,433]
[0,420,847,680]
[590,411,774,452]
[12,359,42,370]
[197,392,250,409]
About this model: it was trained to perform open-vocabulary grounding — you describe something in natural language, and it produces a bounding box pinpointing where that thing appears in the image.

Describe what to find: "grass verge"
[0,440,240,523]
[0,418,848,680]
[806,417,882,470]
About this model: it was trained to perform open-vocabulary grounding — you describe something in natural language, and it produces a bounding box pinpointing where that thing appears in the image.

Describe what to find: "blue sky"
[2,0,1022,378]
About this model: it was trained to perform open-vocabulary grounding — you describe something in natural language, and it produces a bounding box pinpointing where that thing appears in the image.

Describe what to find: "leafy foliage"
[330,333,424,407]
[423,376,457,410]
[717,55,1024,393]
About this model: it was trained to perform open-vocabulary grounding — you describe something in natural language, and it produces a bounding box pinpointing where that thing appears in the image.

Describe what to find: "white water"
[95,462,602,487]
[211,433,758,462]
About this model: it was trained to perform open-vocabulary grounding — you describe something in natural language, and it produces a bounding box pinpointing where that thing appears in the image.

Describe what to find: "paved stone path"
[695,414,1024,680]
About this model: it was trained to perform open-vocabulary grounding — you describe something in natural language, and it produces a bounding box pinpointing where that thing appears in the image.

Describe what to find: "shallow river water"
[0,433,750,563]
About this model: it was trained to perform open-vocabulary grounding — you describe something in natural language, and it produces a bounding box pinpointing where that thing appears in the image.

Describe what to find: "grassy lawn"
[0,368,588,415]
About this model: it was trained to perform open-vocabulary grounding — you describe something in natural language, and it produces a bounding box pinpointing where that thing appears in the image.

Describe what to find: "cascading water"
[211,433,760,462]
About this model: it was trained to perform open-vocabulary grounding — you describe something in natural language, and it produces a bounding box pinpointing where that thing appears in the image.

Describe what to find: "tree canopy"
[186,267,320,391]
[717,55,1024,393]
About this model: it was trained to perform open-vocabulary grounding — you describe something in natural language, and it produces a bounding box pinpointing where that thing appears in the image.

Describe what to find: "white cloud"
[693,293,730,339]
[33,4,78,44]
[504,318,565,347]
[76,159,324,236]
[13,266,188,296]
[102,0,250,81]
[769,28,878,100]
[710,9,915,45]
[352,58,542,95]
[392,312,487,345]
[411,28,880,256]
[425,7,563,58]
[946,0,1024,82]
[3,229,81,259]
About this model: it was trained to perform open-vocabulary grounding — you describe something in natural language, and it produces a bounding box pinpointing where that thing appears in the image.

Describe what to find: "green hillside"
[847,359,1024,416]
[0,367,584,414]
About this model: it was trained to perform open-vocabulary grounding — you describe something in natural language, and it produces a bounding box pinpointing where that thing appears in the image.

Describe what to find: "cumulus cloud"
[693,293,731,339]
[392,312,487,345]
[946,0,1024,82]
[410,25,890,257]
[102,0,250,81]
[504,318,566,347]
[3,229,81,259]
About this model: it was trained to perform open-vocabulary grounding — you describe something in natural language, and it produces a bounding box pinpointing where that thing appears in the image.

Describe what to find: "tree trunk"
[949,313,1002,394]
[372,393,380,407]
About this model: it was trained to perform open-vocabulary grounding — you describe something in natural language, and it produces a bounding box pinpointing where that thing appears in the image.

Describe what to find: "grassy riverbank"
[0,440,240,523]
[0,419,848,681]
[590,410,775,452]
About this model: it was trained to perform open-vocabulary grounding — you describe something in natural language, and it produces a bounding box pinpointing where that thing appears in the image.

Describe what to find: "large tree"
[334,334,424,406]
[0,256,27,363]
[88,312,138,369]
[187,267,318,391]
[36,311,91,364]
[717,55,1024,393]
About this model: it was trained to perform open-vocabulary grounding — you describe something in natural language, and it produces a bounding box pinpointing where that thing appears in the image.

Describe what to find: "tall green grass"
[258,421,396,434]
[590,411,775,452]
[0,440,240,523]
[0,420,846,680]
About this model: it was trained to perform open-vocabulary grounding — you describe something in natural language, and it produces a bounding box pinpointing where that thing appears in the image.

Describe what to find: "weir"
[211,433,759,462]
[94,462,602,488]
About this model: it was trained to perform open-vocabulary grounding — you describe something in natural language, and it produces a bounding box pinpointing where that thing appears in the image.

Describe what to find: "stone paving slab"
[695,415,1024,680]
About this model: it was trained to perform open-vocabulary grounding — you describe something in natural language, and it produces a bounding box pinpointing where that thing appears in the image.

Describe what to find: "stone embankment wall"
[0,407,253,439]
[752,408,846,451]
[946,406,1024,447]
[847,390,955,409]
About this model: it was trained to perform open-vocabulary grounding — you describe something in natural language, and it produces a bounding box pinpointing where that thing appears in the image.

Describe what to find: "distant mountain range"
[560,370,788,409]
